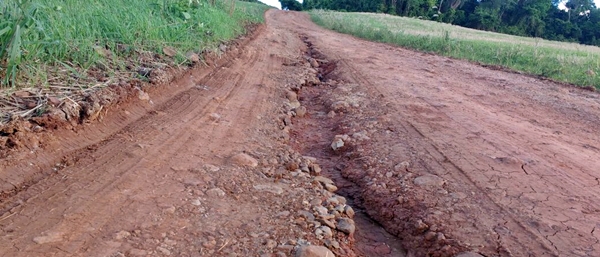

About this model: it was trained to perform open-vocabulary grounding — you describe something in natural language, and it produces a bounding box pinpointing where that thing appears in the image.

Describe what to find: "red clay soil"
[1,9,600,257]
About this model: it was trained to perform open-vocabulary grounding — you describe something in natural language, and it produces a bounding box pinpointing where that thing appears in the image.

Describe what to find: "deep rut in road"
[290,37,407,257]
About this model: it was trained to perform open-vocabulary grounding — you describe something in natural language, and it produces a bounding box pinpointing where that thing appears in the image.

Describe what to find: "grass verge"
[309,10,600,89]
[0,0,269,88]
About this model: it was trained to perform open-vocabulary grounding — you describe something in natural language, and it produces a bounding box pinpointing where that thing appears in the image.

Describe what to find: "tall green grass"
[0,0,269,88]
[310,10,600,89]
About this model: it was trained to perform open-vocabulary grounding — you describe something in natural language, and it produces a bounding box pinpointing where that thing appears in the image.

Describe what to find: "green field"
[0,0,269,88]
[310,10,600,89]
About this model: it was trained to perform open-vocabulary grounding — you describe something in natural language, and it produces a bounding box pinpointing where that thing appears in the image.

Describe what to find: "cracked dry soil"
[1,9,600,257]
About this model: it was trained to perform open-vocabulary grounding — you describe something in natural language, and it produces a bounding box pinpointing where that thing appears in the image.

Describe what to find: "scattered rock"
[394,161,410,172]
[330,138,344,151]
[206,188,226,197]
[287,91,298,101]
[61,99,81,121]
[344,206,355,218]
[289,101,301,109]
[157,246,171,255]
[265,239,278,249]
[33,232,63,244]
[204,164,220,172]
[253,184,284,194]
[324,184,338,192]
[456,252,485,257]
[295,245,335,257]
[128,249,148,256]
[114,230,131,240]
[230,153,258,167]
[137,67,152,78]
[320,226,333,238]
[295,106,307,117]
[314,176,334,186]
[209,113,221,121]
[336,218,355,235]
[138,90,150,101]
[413,174,445,187]
[331,101,349,112]
[186,52,200,63]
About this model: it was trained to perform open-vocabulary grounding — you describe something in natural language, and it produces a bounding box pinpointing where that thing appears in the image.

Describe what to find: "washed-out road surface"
[1,9,599,257]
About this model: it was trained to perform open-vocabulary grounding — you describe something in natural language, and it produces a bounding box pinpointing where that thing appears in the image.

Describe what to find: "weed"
[310,10,600,89]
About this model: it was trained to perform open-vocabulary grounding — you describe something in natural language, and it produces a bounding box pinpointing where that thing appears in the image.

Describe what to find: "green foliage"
[0,0,43,86]
[310,10,600,89]
[0,0,269,88]
[303,0,600,49]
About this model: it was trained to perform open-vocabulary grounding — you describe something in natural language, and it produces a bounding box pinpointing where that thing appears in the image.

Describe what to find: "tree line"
[283,0,600,47]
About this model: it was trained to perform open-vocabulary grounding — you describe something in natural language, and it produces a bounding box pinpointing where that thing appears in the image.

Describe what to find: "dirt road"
[1,9,600,257]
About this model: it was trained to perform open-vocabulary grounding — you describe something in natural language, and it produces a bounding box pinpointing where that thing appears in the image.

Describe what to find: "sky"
[258,0,281,9]
[259,0,600,11]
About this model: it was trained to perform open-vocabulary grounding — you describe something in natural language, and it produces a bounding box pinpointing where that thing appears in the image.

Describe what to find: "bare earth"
[1,9,600,257]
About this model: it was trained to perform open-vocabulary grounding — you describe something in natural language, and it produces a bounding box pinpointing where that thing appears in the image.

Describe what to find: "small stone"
[115,230,131,240]
[206,188,226,197]
[265,239,278,249]
[186,52,200,63]
[295,245,335,257]
[344,206,355,218]
[202,239,217,249]
[325,184,338,192]
[253,184,284,195]
[320,226,333,238]
[309,58,319,68]
[129,249,147,256]
[298,210,315,221]
[455,252,485,257]
[327,111,336,118]
[156,246,171,255]
[219,44,227,52]
[309,164,322,175]
[204,164,220,172]
[289,101,301,109]
[413,174,445,187]
[230,153,258,167]
[331,101,349,112]
[336,218,355,235]
[314,206,329,215]
[314,176,334,185]
[323,239,340,249]
[326,197,339,206]
[385,172,393,178]
[318,218,336,229]
[191,199,202,206]
[286,91,298,101]
[33,232,63,244]
[276,252,287,257]
[330,138,344,151]
[394,161,410,172]
[138,90,150,101]
[295,106,307,117]
[209,113,221,121]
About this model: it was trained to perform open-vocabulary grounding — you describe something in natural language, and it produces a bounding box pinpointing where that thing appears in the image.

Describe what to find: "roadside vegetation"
[310,10,600,89]
[0,0,268,89]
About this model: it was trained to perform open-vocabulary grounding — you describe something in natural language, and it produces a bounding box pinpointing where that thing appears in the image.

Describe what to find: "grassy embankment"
[0,0,269,89]
[310,10,600,89]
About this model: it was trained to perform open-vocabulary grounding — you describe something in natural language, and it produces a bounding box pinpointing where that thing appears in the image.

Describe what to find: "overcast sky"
[258,0,600,11]
[258,0,281,9]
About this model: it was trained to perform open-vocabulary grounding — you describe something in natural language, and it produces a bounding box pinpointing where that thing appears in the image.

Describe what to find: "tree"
[280,0,303,11]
